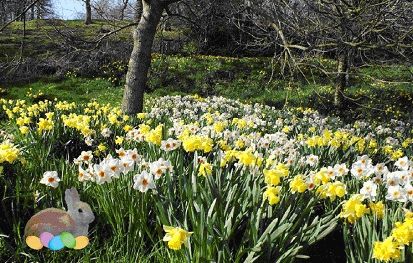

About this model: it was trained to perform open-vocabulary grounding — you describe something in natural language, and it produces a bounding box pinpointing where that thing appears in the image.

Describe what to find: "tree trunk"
[0,1,5,24]
[120,0,129,20]
[36,3,41,19]
[122,0,163,114]
[134,0,143,23]
[30,6,35,20]
[85,0,92,25]
[334,48,349,108]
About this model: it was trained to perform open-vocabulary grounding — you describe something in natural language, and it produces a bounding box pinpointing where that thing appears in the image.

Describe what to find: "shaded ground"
[298,229,346,263]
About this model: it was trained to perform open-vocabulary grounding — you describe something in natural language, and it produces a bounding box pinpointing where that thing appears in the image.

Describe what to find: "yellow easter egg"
[74,236,89,250]
[26,236,43,250]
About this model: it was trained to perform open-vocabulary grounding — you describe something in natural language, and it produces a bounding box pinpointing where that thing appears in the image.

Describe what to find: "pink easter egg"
[40,232,54,248]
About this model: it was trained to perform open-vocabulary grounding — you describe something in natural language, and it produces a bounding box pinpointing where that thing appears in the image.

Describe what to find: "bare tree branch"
[0,0,41,32]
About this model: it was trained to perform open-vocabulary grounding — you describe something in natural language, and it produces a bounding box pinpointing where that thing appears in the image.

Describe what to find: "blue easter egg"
[48,235,64,251]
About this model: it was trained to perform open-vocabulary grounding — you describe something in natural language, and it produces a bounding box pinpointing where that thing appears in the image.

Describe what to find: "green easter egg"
[60,231,76,248]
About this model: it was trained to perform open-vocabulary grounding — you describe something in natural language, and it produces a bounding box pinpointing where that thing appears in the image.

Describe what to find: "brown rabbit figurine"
[25,188,95,238]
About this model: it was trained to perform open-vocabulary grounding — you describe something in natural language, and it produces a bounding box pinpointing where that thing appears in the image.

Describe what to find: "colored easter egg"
[74,236,89,250]
[39,232,54,248]
[48,236,64,251]
[26,236,43,250]
[60,232,76,248]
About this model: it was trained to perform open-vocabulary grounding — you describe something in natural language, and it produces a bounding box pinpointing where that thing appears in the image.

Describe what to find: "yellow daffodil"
[162,225,192,250]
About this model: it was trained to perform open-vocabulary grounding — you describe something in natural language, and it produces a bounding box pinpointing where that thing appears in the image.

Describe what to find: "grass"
[0,19,183,62]
[3,78,124,106]
[1,19,127,61]
[2,54,412,122]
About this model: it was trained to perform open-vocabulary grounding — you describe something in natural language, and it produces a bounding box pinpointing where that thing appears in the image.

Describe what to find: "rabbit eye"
[78,208,83,213]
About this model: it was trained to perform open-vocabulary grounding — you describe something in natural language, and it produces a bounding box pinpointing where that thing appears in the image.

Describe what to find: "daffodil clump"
[2,95,413,261]
[62,113,93,137]
[373,211,413,261]
[198,160,212,177]
[182,135,213,153]
[263,186,282,205]
[0,140,20,164]
[369,201,385,219]
[339,194,369,224]
[289,174,307,193]
[316,181,347,201]
[373,237,401,261]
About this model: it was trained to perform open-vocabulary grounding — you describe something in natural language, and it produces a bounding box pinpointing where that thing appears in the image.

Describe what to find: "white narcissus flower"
[116,148,127,159]
[351,162,373,179]
[85,136,94,146]
[120,158,135,174]
[101,127,112,138]
[357,155,372,168]
[374,163,389,176]
[405,183,413,201]
[372,174,383,185]
[78,166,92,182]
[359,180,377,200]
[77,151,93,164]
[133,171,155,192]
[284,155,295,167]
[326,166,336,180]
[385,171,403,187]
[334,163,349,177]
[351,163,365,179]
[126,128,144,141]
[161,138,181,152]
[407,170,413,182]
[103,157,122,178]
[305,154,319,167]
[127,129,145,142]
[399,170,410,185]
[386,185,407,202]
[395,156,410,171]
[40,171,60,188]
[126,148,141,162]
[73,158,82,166]
[93,164,112,185]
[258,138,270,149]
[150,158,173,179]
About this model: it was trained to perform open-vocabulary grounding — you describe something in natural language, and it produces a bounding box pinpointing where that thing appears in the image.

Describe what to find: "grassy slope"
[3,55,413,122]
[1,20,412,121]
[3,78,124,105]
[0,19,180,62]
[0,20,131,61]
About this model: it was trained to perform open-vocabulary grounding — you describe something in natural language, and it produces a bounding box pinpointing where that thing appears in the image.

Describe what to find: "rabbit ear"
[65,188,80,210]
